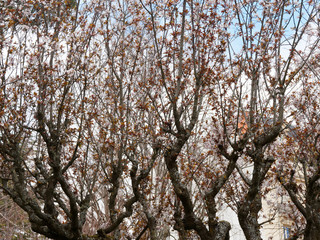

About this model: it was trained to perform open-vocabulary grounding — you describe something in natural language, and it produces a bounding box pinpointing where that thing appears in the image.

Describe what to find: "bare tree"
[278,52,320,240]
[0,0,319,240]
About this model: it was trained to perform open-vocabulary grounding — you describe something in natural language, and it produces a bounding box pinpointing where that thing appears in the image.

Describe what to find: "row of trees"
[0,0,319,239]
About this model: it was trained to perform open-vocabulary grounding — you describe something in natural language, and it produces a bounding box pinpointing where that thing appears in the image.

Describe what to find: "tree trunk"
[238,195,262,240]
[304,219,320,240]
[213,221,231,240]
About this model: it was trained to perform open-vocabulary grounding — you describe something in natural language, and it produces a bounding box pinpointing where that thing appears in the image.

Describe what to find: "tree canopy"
[0,0,319,239]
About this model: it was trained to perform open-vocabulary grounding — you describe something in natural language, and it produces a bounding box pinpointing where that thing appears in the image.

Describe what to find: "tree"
[0,0,319,240]
[277,53,320,240]
[222,1,320,239]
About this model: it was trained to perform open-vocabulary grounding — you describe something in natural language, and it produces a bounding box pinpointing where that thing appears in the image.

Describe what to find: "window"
[283,226,290,239]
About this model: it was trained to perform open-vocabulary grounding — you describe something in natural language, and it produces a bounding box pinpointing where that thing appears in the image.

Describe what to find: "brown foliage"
[0,0,319,240]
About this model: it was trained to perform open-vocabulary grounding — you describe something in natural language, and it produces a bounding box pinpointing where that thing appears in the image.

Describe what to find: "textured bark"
[238,195,262,240]
[304,220,320,240]
[280,167,320,240]
[214,221,231,240]
[304,173,320,240]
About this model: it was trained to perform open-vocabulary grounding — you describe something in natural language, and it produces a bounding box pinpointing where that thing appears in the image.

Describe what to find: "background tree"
[277,53,320,240]
[221,1,320,239]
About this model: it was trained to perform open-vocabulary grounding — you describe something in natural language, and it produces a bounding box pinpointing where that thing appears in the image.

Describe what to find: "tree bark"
[238,195,262,240]
[304,219,320,240]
